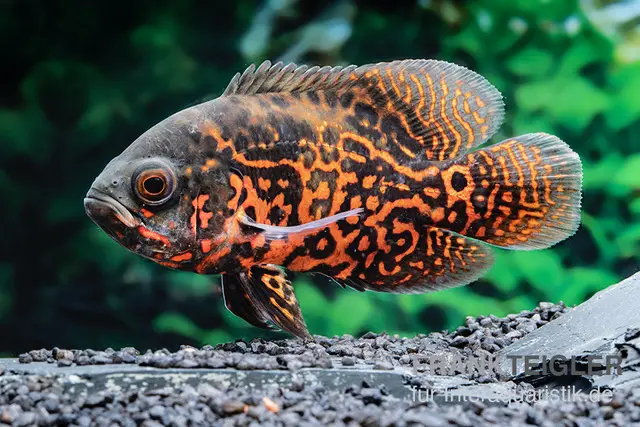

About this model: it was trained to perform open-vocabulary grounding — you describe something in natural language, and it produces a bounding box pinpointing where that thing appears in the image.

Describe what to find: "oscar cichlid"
[85,59,583,338]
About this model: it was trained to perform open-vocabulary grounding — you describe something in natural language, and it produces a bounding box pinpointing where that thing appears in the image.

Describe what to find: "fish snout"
[84,188,141,228]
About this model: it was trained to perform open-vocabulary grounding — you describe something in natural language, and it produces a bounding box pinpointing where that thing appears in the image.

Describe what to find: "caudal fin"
[450,133,582,250]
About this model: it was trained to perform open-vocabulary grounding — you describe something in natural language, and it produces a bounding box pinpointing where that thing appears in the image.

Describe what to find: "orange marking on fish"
[409,260,424,269]
[397,275,413,284]
[438,78,462,159]
[496,156,512,185]
[138,226,171,247]
[379,262,401,276]
[431,207,445,222]
[452,88,474,148]
[139,208,154,218]
[200,210,213,229]
[338,132,441,182]
[409,74,432,138]
[228,174,244,210]
[362,176,377,189]
[391,219,419,263]
[423,71,450,155]
[542,164,555,205]
[269,297,293,321]
[366,196,380,211]
[258,177,271,191]
[197,247,231,273]
[316,181,330,199]
[358,236,370,251]
[472,111,486,124]
[463,99,471,114]
[424,187,441,198]
[485,184,500,219]
[157,260,179,268]
[170,252,193,262]
[386,67,403,99]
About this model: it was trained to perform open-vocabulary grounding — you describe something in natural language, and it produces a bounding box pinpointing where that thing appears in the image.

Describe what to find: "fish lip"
[84,189,142,228]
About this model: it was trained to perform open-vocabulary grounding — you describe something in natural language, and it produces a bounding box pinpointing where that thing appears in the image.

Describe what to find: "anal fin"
[347,227,495,294]
[236,265,311,339]
[312,272,367,292]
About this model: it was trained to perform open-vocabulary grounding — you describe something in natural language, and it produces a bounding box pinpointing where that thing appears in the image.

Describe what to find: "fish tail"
[444,132,582,250]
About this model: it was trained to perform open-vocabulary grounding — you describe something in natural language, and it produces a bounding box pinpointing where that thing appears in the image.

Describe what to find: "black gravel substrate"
[4,302,638,426]
[16,302,568,379]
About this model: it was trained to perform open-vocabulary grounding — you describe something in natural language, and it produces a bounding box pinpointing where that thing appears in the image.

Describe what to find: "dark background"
[1,0,639,355]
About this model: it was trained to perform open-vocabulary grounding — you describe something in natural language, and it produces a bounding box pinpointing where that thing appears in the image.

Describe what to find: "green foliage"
[0,0,638,353]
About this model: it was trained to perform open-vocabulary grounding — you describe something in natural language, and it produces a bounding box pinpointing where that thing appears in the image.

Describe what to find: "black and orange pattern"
[85,59,583,338]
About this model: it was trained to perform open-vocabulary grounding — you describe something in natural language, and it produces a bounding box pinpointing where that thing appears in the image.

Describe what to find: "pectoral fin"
[233,265,311,339]
[221,274,274,330]
[239,208,363,242]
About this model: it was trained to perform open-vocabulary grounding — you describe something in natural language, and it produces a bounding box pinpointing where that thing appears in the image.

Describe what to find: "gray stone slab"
[498,271,640,378]
[2,359,523,405]
[0,359,418,399]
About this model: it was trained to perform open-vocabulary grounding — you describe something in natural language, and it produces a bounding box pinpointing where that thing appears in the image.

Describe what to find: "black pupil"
[143,176,165,195]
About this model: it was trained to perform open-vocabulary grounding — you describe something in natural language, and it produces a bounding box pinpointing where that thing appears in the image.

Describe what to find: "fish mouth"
[84,189,141,228]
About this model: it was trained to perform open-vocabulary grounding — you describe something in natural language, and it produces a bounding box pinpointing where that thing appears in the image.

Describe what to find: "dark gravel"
[1,372,639,427]
[16,302,569,380]
[7,301,638,426]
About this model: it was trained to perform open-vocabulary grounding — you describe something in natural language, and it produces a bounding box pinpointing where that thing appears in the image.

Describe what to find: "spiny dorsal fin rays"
[223,60,358,96]
[222,59,505,161]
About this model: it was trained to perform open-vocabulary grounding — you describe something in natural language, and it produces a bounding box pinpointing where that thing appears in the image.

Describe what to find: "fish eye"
[132,161,176,206]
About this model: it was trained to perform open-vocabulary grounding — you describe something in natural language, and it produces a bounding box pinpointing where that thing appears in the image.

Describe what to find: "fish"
[84,59,583,339]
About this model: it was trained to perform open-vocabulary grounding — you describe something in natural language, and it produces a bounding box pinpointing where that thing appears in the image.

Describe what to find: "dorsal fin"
[223,60,358,96]
[222,59,505,161]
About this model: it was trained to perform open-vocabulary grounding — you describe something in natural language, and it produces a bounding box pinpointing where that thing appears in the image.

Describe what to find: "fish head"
[84,105,240,270]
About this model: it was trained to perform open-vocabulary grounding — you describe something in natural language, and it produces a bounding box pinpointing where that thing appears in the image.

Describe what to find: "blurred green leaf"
[615,224,640,258]
[613,154,640,192]
[512,251,565,294]
[167,271,216,298]
[545,77,609,131]
[153,312,202,340]
[630,198,640,217]
[556,37,607,75]
[327,291,374,335]
[559,267,619,305]
[582,155,625,192]
[605,63,640,130]
[485,251,522,293]
[515,80,556,113]
[505,49,553,77]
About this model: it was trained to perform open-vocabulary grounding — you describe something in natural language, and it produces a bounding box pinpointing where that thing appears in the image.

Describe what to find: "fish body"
[85,59,583,338]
